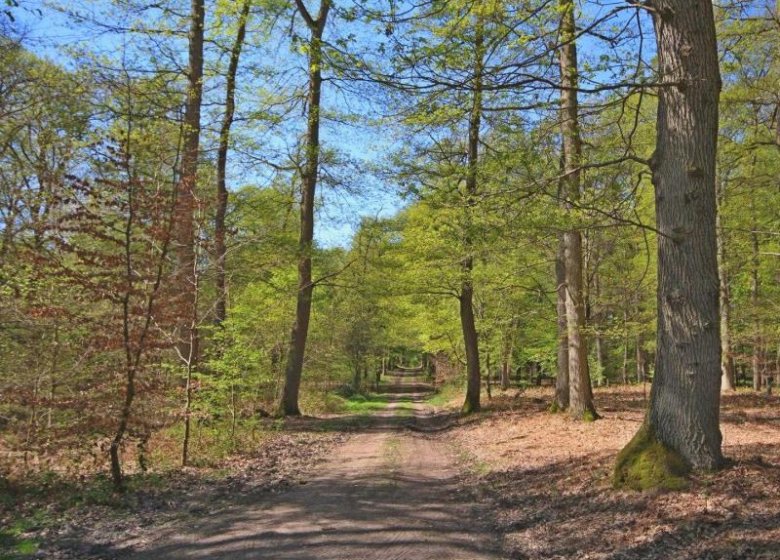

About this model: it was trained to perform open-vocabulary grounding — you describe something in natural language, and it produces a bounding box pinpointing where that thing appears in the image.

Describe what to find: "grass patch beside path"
[0,505,56,559]
[342,393,393,414]
[426,381,464,408]
[328,392,419,417]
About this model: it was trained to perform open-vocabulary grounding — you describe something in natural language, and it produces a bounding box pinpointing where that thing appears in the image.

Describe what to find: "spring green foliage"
[0,0,778,497]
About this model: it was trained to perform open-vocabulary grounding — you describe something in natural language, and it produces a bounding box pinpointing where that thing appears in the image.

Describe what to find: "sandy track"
[124,374,501,560]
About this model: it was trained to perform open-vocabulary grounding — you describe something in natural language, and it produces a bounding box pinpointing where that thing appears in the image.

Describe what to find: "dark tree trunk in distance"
[716,177,735,391]
[750,200,762,392]
[554,236,569,410]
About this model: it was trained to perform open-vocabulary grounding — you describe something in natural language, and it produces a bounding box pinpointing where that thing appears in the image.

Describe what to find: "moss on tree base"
[582,409,599,423]
[613,424,690,491]
[461,401,480,415]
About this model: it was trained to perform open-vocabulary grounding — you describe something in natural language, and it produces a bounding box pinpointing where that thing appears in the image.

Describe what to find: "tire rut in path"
[127,374,502,559]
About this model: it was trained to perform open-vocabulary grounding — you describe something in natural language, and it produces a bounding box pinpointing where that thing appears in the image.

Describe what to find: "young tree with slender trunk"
[615,0,724,489]
[558,0,596,420]
[716,176,735,392]
[278,0,331,416]
[749,198,763,391]
[553,235,569,410]
[215,0,252,325]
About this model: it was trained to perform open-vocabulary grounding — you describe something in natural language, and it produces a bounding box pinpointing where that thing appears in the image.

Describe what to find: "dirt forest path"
[126,371,502,560]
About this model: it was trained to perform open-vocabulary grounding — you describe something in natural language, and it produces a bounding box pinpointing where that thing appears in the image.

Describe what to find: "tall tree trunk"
[485,352,492,400]
[554,236,569,409]
[278,0,331,416]
[615,0,723,488]
[635,333,646,383]
[621,309,629,384]
[460,15,484,415]
[215,0,251,324]
[716,176,735,391]
[595,334,605,385]
[173,0,204,362]
[558,0,595,420]
[460,283,481,413]
[175,0,205,466]
[593,269,608,385]
[500,328,513,391]
[750,197,762,391]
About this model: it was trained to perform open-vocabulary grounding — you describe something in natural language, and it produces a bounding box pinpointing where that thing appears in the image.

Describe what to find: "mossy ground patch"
[613,424,690,491]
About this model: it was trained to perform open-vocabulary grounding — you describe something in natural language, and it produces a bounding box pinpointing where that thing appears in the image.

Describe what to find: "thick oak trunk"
[616,0,724,488]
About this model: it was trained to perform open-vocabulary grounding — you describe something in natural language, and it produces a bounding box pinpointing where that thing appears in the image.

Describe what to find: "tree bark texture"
[554,235,569,409]
[558,0,595,420]
[460,14,484,415]
[460,283,481,413]
[173,0,205,365]
[645,0,723,470]
[715,177,735,391]
[750,199,762,391]
[279,0,331,416]
[215,0,251,324]
[500,328,513,391]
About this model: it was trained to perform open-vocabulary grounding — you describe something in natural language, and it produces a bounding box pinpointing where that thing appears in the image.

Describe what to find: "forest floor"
[3,377,780,559]
[450,384,780,559]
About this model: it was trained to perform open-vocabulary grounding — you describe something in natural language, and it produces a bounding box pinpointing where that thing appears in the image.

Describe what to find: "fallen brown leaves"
[1,430,347,559]
[446,386,780,560]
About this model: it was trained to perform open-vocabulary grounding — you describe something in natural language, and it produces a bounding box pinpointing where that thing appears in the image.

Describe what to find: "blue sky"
[9,0,653,247]
[10,0,406,248]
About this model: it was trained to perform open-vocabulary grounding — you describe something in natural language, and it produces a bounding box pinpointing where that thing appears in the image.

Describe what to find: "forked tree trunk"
[215,0,251,324]
[558,0,595,420]
[278,0,331,416]
[616,0,723,488]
